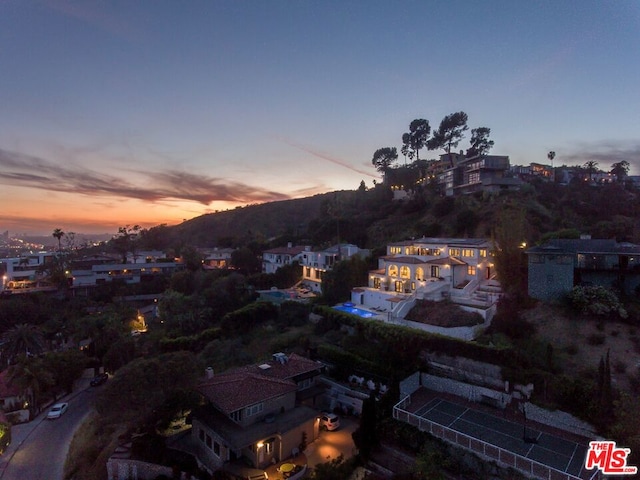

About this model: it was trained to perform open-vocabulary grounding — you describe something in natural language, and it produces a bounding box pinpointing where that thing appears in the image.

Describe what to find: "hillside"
[157,179,640,250]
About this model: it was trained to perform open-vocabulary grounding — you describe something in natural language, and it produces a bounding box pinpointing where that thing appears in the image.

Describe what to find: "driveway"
[304,416,358,466]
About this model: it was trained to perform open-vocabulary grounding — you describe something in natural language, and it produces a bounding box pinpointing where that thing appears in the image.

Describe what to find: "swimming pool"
[333,304,376,318]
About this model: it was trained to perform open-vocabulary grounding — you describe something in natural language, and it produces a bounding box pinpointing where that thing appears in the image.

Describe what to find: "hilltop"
[153,178,640,251]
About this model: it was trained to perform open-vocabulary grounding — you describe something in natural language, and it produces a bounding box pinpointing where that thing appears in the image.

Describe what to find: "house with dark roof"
[526,237,640,301]
[190,353,325,473]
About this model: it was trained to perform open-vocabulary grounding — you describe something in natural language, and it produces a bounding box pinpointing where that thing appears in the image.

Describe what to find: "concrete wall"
[528,257,574,301]
[107,459,181,480]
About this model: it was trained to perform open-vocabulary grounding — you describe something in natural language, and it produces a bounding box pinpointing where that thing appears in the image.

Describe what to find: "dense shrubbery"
[568,285,627,318]
[159,327,222,353]
[312,306,516,370]
[220,301,278,335]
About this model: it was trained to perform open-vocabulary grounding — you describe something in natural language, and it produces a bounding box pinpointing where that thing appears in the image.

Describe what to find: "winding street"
[0,385,96,480]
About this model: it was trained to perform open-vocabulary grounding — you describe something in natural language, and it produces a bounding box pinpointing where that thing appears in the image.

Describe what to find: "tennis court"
[415,398,591,479]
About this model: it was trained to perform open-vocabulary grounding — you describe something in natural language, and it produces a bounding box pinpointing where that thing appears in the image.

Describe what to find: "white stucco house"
[300,244,370,293]
[350,237,501,323]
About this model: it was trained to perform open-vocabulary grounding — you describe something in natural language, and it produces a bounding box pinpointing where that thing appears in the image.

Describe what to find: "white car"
[47,402,68,419]
[320,412,340,431]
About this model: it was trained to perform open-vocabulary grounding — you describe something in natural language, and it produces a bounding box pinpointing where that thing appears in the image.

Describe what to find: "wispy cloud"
[0,148,290,205]
[277,137,377,178]
[558,140,640,172]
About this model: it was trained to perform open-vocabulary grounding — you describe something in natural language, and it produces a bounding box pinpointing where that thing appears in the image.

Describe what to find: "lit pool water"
[333,304,376,318]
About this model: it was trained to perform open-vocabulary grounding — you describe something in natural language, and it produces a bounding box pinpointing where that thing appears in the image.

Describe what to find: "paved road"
[0,380,95,480]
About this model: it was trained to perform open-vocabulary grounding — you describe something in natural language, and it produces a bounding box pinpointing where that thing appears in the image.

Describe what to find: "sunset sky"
[1,1,639,236]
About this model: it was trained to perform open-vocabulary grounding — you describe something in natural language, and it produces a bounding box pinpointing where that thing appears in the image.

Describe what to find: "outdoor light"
[257,442,264,448]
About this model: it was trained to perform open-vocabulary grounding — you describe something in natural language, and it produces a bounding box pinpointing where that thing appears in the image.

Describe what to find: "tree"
[610,160,630,182]
[547,151,556,164]
[42,349,88,394]
[111,225,141,263]
[371,147,398,173]
[428,111,469,153]
[95,351,202,427]
[2,324,45,364]
[231,246,261,273]
[52,228,64,252]
[402,119,430,161]
[321,255,370,305]
[493,209,527,300]
[466,127,494,157]
[352,391,378,459]
[7,355,54,413]
[583,160,599,183]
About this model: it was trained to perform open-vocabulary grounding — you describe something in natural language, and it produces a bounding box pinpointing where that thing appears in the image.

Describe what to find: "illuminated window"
[388,265,398,277]
[373,277,381,289]
[449,248,461,256]
[390,246,402,254]
[479,249,487,257]
[266,439,274,454]
[431,266,440,278]
[415,267,425,281]
[462,249,474,257]
[400,266,410,278]
[395,281,403,292]
[467,266,476,275]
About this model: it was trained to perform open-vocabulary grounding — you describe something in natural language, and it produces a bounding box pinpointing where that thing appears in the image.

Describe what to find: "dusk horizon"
[2,1,639,236]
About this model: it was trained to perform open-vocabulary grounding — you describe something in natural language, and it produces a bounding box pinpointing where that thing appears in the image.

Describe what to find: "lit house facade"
[1,252,59,293]
[370,238,494,293]
[300,244,370,293]
[352,237,500,316]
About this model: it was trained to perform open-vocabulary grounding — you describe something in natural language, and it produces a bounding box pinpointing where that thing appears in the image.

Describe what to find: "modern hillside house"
[526,237,640,301]
[437,153,521,196]
[351,237,501,324]
[0,252,60,293]
[300,243,370,293]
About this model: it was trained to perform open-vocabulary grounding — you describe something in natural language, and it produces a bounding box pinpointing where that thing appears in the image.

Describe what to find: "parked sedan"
[47,402,68,420]
[90,373,108,387]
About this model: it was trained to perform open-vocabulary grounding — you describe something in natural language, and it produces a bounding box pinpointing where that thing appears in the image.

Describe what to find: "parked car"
[47,402,68,420]
[320,412,340,431]
[90,373,108,386]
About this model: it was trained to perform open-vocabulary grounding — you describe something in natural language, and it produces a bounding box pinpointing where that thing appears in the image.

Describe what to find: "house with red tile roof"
[190,353,325,473]
[262,243,310,274]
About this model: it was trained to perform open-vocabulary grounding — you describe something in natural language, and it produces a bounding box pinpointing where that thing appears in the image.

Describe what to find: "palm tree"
[583,160,599,183]
[2,323,45,364]
[52,228,64,252]
[547,151,556,182]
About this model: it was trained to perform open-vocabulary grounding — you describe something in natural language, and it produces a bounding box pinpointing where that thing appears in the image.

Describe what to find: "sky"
[1,0,639,236]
